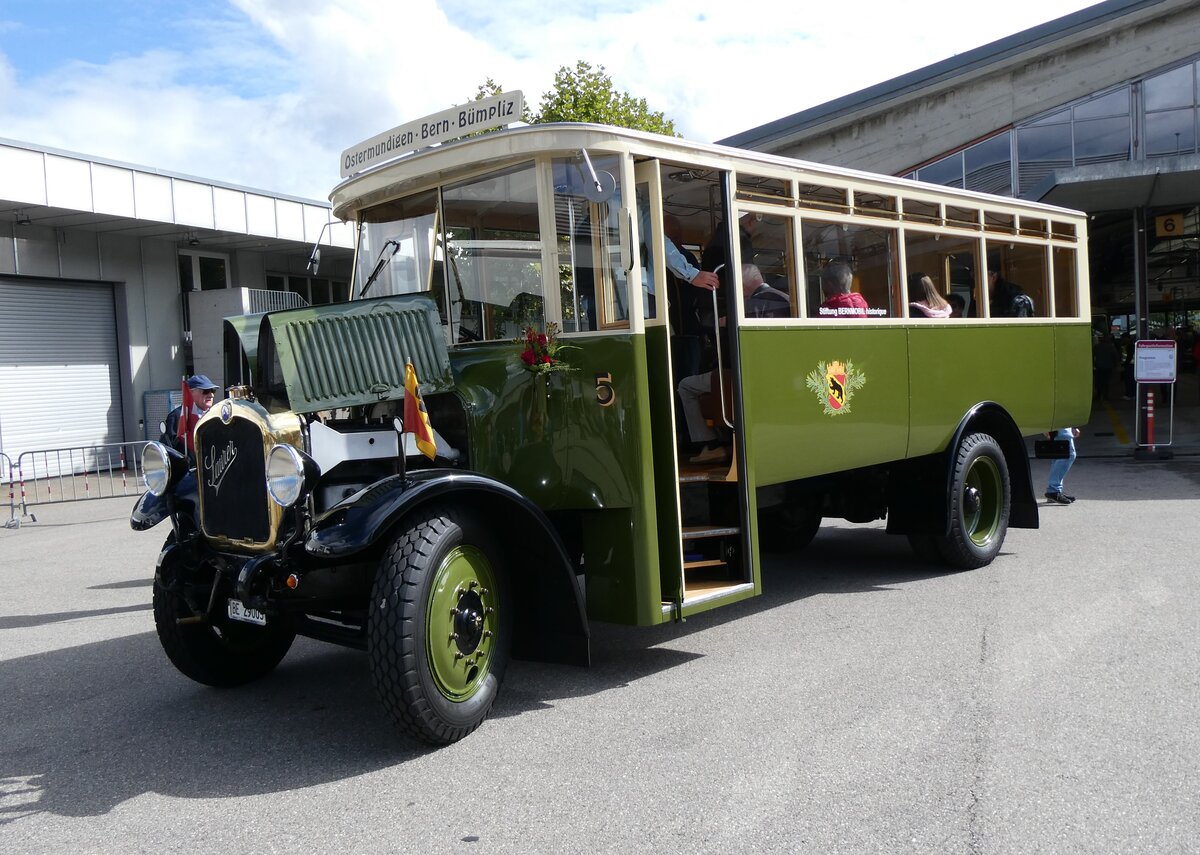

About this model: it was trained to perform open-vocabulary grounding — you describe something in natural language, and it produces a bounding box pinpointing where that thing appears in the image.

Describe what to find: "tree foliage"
[473,61,677,135]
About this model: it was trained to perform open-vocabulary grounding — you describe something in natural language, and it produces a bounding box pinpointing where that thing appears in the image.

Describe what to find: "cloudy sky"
[0,0,1102,201]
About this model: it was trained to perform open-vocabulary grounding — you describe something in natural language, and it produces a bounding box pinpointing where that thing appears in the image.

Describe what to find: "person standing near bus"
[1044,427,1080,504]
[818,262,869,318]
[162,374,218,460]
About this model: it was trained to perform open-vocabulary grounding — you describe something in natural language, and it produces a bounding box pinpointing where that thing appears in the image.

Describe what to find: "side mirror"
[583,170,617,203]
[306,246,321,275]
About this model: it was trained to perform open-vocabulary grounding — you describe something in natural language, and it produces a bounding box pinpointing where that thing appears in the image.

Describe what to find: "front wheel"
[153,540,295,687]
[368,506,511,744]
[935,432,1011,569]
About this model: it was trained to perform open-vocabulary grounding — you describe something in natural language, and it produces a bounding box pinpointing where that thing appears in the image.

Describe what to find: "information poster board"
[1134,339,1177,383]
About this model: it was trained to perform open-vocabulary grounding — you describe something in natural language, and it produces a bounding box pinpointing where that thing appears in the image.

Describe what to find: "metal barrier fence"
[1,452,15,530]
[4,441,150,528]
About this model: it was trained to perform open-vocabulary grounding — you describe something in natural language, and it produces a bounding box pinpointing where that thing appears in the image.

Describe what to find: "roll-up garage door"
[0,279,124,472]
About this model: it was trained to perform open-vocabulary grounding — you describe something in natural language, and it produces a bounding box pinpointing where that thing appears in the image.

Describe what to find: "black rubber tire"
[153,540,295,687]
[367,506,511,745]
[759,501,821,553]
[934,432,1011,569]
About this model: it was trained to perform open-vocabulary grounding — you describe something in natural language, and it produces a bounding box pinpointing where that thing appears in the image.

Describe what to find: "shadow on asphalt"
[0,526,981,821]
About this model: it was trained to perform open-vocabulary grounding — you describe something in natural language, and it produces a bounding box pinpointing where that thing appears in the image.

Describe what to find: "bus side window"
[442,161,545,342]
[801,220,897,318]
[744,212,798,317]
[986,242,1048,318]
[903,231,981,318]
[1052,247,1079,318]
[552,154,629,333]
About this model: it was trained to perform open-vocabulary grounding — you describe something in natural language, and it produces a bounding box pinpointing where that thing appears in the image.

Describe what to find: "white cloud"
[0,0,1101,200]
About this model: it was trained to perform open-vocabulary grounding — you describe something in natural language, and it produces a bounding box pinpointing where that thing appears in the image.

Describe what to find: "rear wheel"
[368,506,511,745]
[934,433,1010,569]
[153,539,295,687]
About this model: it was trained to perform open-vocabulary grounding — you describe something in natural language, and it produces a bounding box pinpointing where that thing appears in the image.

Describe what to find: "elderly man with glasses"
[161,374,219,459]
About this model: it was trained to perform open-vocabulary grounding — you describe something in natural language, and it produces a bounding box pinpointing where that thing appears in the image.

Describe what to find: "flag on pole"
[403,361,437,461]
[176,377,193,448]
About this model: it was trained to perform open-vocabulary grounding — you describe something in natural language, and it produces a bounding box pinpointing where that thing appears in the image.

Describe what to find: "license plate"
[227,598,267,626]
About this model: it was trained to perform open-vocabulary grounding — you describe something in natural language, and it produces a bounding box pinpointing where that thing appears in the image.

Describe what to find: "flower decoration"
[517,322,576,374]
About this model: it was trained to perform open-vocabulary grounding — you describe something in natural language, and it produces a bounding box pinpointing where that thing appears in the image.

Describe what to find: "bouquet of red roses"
[517,322,576,374]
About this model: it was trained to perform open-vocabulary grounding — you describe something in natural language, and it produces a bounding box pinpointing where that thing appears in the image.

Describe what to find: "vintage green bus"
[133,119,1090,744]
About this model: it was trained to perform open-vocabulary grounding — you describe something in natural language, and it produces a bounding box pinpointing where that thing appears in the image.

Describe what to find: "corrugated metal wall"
[0,278,123,467]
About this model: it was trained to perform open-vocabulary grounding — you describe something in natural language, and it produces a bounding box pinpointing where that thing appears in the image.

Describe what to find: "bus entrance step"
[678,463,737,483]
[682,525,740,540]
[683,559,725,570]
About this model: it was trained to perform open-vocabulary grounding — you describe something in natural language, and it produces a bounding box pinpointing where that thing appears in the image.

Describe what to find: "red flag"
[176,378,193,449]
[403,362,437,461]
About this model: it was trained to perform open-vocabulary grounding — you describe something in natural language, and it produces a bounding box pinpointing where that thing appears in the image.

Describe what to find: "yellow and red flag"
[403,361,437,461]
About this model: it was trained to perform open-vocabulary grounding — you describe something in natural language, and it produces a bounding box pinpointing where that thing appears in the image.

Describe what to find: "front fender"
[308,470,525,557]
[130,471,199,531]
[309,469,589,666]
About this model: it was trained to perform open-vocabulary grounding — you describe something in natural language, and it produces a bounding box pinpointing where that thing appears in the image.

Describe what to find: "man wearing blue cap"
[161,374,218,459]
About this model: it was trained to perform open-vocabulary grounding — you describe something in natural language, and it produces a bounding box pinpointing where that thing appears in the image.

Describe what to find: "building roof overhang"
[1032,154,1200,211]
[0,137,354,260]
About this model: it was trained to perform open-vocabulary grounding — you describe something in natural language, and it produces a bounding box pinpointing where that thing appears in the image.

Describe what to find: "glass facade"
[903,53,1200,419]
[908,54,1200,197]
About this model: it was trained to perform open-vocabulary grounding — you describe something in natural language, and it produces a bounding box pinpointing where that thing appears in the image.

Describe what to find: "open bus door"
[633,161,757,620]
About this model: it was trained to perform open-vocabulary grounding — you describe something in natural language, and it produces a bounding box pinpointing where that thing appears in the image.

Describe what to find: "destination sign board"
[340,91,524,179]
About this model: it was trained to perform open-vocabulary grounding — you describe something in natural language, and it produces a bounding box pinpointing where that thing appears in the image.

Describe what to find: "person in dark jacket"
[162,374,218,459]
[988,269,1034,317]
[677,265,788,464]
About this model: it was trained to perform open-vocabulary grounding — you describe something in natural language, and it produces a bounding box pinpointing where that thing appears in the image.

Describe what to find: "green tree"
[473,61,677,135]
[473,77,534,124]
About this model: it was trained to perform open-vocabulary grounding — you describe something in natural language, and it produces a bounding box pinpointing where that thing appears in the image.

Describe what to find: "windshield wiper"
[358,240,401,299]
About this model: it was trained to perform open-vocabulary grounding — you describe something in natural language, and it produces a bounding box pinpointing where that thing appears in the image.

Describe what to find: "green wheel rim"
[426,545,498,702]
[963,455,1003,548]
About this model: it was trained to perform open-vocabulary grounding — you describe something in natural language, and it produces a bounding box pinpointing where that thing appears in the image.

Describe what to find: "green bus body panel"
[739,326,910,485]
[740,323,1093,481]
[907,326,1049,454]
[1053,324,1093,429]
[265,295,455,411]
[448,333,665,626]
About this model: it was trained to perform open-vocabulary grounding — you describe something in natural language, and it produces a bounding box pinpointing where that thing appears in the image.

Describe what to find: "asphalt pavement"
[1,455,1198,854]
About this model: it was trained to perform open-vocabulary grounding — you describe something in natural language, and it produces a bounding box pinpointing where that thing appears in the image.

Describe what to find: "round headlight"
[142,442,173,496]
[266,444,310,508]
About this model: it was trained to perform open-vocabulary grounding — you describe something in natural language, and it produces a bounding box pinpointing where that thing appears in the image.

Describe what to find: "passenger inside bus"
[908,272,952,318]
[947,292,966,318]
[988,267,1035,317]
[664,214,707,380]
[677,265,788,465]
[701,211,761,291]
[817,262,870,318]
